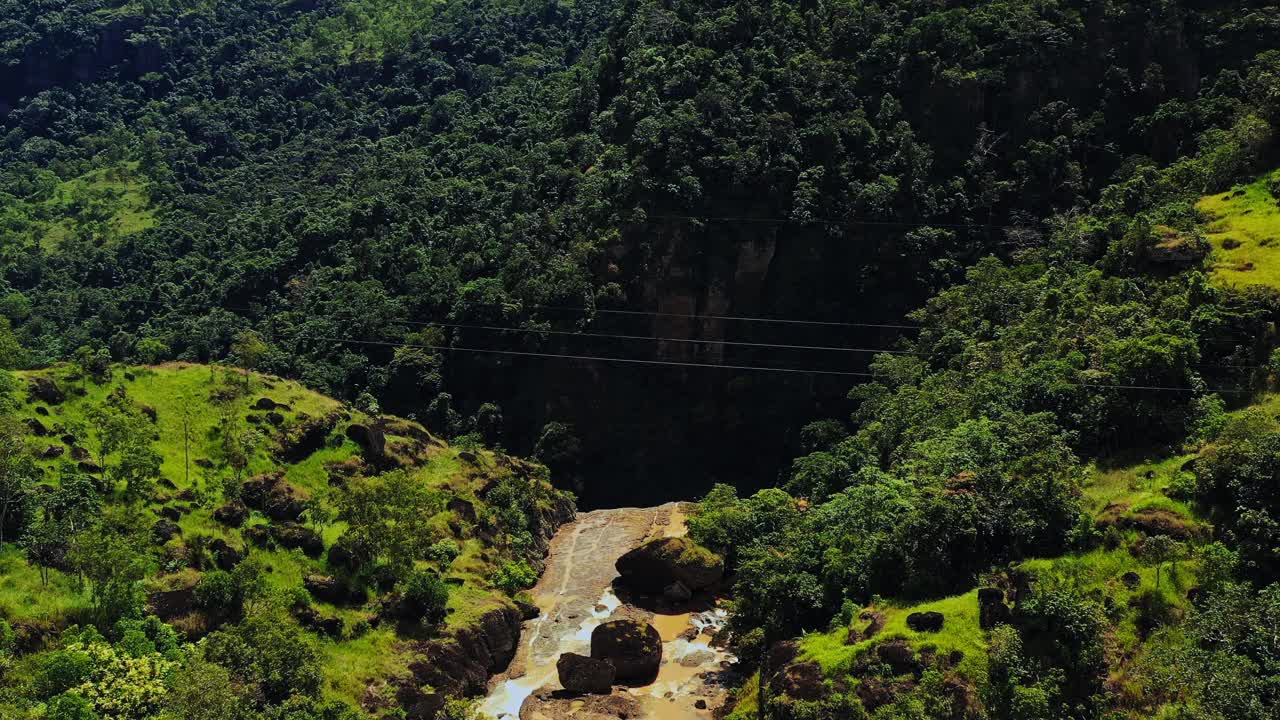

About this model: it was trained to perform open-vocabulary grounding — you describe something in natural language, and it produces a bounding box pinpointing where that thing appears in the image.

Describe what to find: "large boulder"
[906,611,944,633]
[615,536,724,594]
[152,520,181,544]
[557,652,616,694]
[345,423,387,462]
[977,588,1011,630]
[209,538,244,571]
[241,473,306,522]
[590,620,662,685]
[25,418,49,437]
[305,574,355,604]
[27,378,64,405]
[271,523,324,557]
[213,500,250,528]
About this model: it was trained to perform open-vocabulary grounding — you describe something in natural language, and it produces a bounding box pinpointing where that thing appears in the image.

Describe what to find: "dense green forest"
[5,0,1280,505]
[4,0,1280,718]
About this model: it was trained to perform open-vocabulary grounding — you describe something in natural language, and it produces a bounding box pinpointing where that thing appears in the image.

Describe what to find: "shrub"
[34,649,94,699]
[46,693,98,720]
[426,539,461,565]
[493,560,538,594]
[399,570,449,624]
[195,571,239,615]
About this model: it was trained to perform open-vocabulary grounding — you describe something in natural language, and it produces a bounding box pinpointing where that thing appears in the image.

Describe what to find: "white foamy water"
[478,588,621,720]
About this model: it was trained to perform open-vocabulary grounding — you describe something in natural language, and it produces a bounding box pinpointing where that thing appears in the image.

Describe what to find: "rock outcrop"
[346,423,388,465]
[614,536,724,595]
[241,472,306,522]
[557,652,616,694]
[590,619,662,685]
[978,588,1011,630]
[270,523,324,557]
[277,412,339,462]
[213,500,249,528]
[27,377,65,405]
[407,606,523,699]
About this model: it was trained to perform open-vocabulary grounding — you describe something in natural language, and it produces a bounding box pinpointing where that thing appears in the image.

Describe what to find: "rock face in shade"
[977,588,1012,630]
[614,536,724,594]
[27,378,64,405]
[906,611,945,632]
[557,652,616,694]
[590,619,662,685]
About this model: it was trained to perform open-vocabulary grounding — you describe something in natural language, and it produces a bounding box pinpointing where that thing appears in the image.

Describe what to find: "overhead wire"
[95,298,1268,388]
[293,335,1256,394]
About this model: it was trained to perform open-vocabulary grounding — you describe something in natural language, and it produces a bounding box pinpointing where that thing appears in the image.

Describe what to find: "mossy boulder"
[27,377,64,405]
[557,652,615,694]
[590,620,662,685]
[615,536,724,594]
[241,472,306,522]
[213,500,249,528]
[271,523,324,557]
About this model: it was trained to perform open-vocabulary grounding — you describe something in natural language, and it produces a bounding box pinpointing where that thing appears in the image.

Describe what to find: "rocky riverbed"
[478,503,736,720]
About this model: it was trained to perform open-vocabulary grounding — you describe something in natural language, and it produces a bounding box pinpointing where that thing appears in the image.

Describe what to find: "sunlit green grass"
[1198,169,1280,288]
[0,545,92,626]
[1086,454,1196,517]
[8,362,534,709]
[801,589,988,682]
[37,162,156,250]
[319,627,412,707]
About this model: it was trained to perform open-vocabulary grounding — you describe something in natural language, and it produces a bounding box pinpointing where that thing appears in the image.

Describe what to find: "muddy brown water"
[478,503,736,720]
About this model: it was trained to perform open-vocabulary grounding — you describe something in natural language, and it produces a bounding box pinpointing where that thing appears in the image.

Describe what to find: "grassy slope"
[296,0,442,61]
[726,178,1280,718]
[1198,168,1280,288]
[0,162,156,251]
[722,426,1227,719]
[8,362,551,710]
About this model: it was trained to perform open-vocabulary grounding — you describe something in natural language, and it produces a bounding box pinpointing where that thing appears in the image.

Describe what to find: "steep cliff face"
[393,494,576,719]
[0,15,163,117]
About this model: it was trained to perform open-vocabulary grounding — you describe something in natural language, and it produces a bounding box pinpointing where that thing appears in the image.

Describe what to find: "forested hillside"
[5,0,1280,505]
[0,359,573,719]
[5,0,1280,718]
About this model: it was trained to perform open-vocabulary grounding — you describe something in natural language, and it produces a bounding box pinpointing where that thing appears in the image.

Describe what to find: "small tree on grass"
[0,416,36,543]
[1140,534,1185,590]
[178,392,195,488]
[230,331,267,391]
[399,569,450,625]
[24,512,69,587]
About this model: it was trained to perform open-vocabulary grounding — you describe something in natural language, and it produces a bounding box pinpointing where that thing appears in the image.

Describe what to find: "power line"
[389,319,920,355]
[296,336,879,377]
[525,305,922,329]
[113,297,923,331]
[295,334,1255,394]
[635,213,1028,231]
[105,298,1270,378]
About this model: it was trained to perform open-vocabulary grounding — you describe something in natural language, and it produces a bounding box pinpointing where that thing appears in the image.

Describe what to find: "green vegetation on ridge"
[0,359,572,718]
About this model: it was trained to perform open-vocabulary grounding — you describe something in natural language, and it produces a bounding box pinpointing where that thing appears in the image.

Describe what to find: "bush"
[493,560,538,594]
[34,649,94,699]
[46,693,98,720]
[195,571,240,615]
[399,570,450,624]
[426,539,461,565]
